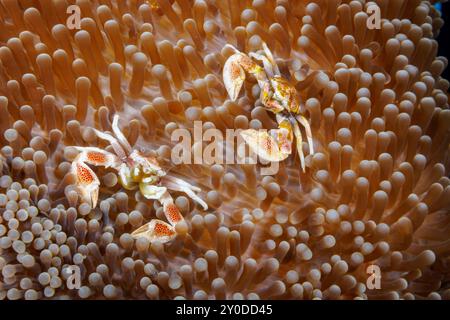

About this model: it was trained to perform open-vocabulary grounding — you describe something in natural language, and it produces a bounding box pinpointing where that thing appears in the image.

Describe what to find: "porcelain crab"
[70,115,208,243]
[223,43,314,171]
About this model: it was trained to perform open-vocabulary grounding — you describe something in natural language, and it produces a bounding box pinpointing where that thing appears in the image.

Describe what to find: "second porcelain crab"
[70,115,208,243]
[223,42,315,172]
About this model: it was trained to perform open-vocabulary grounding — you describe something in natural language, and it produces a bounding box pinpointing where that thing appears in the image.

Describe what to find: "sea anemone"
[0,0,449,300]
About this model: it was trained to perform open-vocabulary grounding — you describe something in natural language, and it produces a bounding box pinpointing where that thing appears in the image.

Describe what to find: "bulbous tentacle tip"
[240,129,290,163]
[131,219,176,243]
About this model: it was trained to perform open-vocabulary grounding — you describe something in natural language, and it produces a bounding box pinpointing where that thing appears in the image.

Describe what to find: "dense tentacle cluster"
[0,0,449,300]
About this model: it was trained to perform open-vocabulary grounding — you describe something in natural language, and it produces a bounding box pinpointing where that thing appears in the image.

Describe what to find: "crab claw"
[240,129,291,162]
[223,51,266,101]
[223,53,246,101]
[131,219,176,243]
[71,155,100,208]
[93,129,128,160]
[71,147,120,169]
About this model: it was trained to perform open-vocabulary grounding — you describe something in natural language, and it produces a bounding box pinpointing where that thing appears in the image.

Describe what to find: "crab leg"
[71,147,120,169]
[162,175,208,210]
[71,154,100,208]
[296,115,315,155]
[163,175,202,192]
[274,114,294,154]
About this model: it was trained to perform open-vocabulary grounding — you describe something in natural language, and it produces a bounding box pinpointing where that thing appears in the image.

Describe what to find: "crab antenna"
[112,115,133,154]
[93,129,128,160]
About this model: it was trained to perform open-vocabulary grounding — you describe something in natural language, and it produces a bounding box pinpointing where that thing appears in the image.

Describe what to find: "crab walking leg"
[291,118,306,172]
[162,176,208,210]
[112,115,133,154]
[273,113,294,155]
[130,219,176,243]
[71,147,120,169]
[71,155,100,208]
[296,115,315,155]
[139,182,167,199]
[93,129,128,160]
